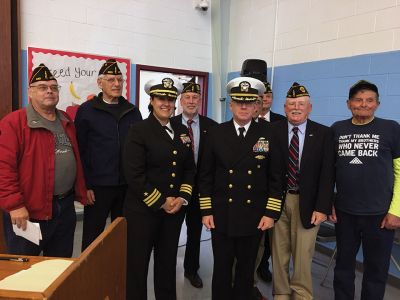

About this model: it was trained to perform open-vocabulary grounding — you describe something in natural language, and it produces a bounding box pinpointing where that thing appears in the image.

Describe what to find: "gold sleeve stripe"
[268,199,282,204]
[180,184,192,191]
[147,192,161,206]
[144,189,158,203]
[267,203,281,210]
[199,197,211,201]
[200,205,212,209]
[200,202,211,205]
[266,206,281,212]
[180,186,192,191]
[268,197,282,203]
[180,187,192,195]
[144,190,161,206]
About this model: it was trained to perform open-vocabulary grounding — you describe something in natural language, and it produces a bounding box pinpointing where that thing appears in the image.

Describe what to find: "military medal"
[253,137,269,153]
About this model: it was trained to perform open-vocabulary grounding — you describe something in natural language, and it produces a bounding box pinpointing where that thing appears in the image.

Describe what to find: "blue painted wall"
[20,49,213,119]
[227,50,400,126]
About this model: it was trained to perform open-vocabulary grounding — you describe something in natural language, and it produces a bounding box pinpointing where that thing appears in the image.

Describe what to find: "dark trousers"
[259,229,271,270]
[3,193,76,257]
[183,195,203,275]
[81,185,126,250]
[125,208,185,300]
[211,230,262,300]
[334,209,395,300]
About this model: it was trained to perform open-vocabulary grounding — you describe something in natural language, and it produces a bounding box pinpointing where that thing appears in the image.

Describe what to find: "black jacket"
[270,111,286,122]
[198,120,272,237]
[267,119,335,229]
[170,114,218,175]
[123,114,196,214]
[75,93,142,188]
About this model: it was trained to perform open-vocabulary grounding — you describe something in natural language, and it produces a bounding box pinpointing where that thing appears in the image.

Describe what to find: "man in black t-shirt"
[331,80,400,300]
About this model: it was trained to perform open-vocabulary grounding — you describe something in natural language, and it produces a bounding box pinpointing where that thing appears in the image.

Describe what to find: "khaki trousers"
[271,193,319,300]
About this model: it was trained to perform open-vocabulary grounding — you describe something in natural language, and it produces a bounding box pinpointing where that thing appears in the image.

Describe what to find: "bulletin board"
[27,47,131,113]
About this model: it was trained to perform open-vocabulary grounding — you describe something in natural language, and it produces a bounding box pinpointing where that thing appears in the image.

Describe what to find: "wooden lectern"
[0,217,127,299]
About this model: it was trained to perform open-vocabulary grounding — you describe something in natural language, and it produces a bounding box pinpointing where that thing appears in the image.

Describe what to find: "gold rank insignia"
[162,78,173,88]
[180,133,191,145]
[253,137,269,153]
[240,81,250,92]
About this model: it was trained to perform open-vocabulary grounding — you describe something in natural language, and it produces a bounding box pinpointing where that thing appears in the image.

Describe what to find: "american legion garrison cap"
[286,82,310,98]
[264,81,273,94]
[98,59,122,76]
[144,75,183,100]
[226,76,266,102]
[182,77,201,94]
[30,63,56,85]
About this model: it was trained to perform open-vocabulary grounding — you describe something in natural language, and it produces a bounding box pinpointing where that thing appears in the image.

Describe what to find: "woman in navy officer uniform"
[123,75,195,300]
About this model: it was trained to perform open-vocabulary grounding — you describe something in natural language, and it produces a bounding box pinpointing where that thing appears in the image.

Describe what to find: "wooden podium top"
[0,217,126,300]
[0,256,76,281]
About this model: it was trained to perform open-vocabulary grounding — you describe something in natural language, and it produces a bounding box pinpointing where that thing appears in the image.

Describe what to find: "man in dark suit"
[259,81,285,123]
[171,77,217,288]
[199,76,274,300]
[75,59,142,251]
[267,82,335,300]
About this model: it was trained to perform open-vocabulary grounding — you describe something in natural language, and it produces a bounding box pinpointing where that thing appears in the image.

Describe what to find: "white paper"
[12,221,42,245]
[0,259,74,292]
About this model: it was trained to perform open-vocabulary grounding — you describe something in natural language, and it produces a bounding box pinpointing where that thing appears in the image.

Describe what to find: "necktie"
[288,127,299,190]
[163,126,173,138]
[238,127,245,139]
[187,119,195,153]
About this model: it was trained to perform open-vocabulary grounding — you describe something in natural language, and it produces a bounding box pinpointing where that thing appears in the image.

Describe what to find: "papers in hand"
[12,221,42,245]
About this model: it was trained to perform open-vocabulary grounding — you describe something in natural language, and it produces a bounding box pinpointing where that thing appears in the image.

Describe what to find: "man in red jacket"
[0,63,88,257]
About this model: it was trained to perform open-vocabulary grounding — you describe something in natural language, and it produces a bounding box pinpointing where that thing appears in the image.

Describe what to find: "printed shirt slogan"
[338,134,379,164]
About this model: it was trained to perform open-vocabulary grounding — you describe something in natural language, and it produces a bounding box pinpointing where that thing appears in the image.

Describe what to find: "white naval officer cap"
[144,74,183,100]
[226,76,266,102]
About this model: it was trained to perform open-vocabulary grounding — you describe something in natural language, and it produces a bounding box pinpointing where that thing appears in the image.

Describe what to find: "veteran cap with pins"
[99,59,122,76]
[349,80,379,99]
[144,75,183,100]
[227,76,266,102]
[30,63,56,85]
[182,77,201,94]
[286,82,310,98]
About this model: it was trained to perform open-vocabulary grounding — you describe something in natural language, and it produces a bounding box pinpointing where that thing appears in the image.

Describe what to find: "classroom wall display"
[28,47,131,118]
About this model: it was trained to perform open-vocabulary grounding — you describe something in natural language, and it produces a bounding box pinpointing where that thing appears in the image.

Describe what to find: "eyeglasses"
[102,77,125,84]
[30,84,61,92]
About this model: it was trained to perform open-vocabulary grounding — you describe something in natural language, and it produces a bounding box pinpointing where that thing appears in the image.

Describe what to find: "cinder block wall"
[226,0,400,125]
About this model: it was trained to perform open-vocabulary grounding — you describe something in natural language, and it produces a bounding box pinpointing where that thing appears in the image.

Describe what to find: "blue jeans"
[3,193,76,257]
[334,209,394,300]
